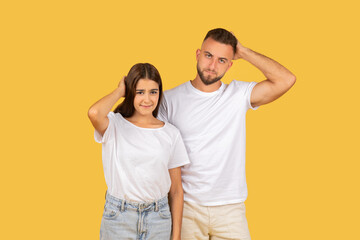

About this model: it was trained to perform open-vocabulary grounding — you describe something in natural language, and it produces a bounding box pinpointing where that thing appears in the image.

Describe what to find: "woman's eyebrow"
[136,88,159,91]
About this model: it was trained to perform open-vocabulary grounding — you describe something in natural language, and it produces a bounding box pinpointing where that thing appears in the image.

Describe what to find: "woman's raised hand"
[118,76,126,98]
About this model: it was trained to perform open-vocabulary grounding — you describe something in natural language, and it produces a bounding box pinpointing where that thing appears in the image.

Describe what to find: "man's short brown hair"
[204,28,238,55]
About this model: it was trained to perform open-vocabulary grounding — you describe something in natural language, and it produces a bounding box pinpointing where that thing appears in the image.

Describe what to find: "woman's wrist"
[114,86,125,98]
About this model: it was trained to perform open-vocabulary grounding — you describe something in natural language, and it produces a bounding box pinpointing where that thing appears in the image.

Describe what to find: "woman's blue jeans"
[100,192,171,240]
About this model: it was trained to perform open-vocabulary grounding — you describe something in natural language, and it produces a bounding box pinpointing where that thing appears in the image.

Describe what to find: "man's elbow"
[283,73,296,90]
[288,74,296,86]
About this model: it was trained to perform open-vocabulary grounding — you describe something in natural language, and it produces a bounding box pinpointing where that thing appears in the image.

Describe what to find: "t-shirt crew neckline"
[118,113,166,130]
[186,80,225,96]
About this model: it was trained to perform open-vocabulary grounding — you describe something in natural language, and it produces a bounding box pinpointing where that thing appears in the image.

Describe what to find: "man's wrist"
[237,46,250,59]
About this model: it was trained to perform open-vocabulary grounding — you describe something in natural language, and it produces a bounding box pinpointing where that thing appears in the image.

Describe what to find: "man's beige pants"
[181,201,251,240]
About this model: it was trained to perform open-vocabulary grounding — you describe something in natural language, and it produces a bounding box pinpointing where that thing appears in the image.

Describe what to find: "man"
[158,28,296,240]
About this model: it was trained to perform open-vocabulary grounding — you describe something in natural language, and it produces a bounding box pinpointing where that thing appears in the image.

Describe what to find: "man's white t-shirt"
[158,80,258,206]
[95,112,190,202]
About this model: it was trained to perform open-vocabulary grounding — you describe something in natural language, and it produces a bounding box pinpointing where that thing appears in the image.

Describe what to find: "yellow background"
[1,0,359,239]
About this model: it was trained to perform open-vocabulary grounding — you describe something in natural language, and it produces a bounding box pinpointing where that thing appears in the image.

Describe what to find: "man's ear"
[196,49,201,61]
[227,61,233,71]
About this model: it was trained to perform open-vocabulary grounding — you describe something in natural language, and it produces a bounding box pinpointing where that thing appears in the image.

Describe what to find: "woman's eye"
[151,91,158,94]
[136,92,144,94]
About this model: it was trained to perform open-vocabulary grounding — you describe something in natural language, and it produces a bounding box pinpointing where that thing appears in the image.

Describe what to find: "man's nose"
[209,58,216,70]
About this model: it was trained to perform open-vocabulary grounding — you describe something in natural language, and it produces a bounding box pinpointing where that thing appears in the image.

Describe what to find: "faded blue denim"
[100,192,171,240]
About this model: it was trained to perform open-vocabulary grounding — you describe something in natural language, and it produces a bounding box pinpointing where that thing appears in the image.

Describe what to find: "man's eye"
[205,54,211,58]
[219,59,225,63]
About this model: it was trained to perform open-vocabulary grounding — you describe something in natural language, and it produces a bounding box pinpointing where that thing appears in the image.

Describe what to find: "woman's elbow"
[170,185,184,198]
[88,107,99,121]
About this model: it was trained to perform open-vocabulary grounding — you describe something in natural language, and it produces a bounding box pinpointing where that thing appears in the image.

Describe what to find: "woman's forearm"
[88,87,124,119]
[168,166,184,239]
[88,77,125,134]
[169,188,183,240]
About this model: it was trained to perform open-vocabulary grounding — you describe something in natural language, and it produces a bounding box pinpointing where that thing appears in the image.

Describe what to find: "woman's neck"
[126,113,164,128]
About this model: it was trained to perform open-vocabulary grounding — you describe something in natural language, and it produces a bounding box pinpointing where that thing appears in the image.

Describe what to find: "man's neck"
[191,75,222,93]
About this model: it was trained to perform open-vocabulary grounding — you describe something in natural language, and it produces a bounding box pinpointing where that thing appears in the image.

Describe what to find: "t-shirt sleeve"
[246,81,259,110]
[157,94,169,122]
[94,112,116,143]
[168,131,190,169]
[233,80,259,111]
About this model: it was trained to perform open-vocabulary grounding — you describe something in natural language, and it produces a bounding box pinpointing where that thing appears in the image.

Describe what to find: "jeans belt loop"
[121,200,125,212]
[155,200,159,212]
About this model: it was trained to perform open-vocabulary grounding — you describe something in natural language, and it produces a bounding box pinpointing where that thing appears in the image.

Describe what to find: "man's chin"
[200,76,222,85]
[197,67,224,85]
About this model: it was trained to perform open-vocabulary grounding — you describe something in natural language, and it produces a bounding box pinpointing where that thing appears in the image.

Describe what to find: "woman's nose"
[144,93,151,102]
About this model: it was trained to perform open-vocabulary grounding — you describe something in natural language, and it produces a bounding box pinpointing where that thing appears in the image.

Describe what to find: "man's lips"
[205,70,216,75]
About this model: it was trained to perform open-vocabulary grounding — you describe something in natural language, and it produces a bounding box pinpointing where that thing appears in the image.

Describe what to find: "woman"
[88,63,189,240]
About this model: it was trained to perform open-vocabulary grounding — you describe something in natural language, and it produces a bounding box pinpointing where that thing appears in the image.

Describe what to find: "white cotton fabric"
[95,112,190,202]
[158,80,258,206]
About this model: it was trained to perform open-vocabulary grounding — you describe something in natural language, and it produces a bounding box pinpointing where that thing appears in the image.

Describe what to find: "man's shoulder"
[228,80,255,87]
[226,80,258,94]
[164,81,188,95]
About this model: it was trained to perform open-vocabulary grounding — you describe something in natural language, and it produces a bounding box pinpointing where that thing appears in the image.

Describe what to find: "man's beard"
[197,64,225,85]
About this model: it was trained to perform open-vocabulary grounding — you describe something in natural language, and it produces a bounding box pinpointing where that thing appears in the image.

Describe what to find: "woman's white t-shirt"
[95,112,190,202]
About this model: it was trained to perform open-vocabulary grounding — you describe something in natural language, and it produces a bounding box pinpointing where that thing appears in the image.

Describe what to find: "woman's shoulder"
[108,111,121,118]
[107,112,127,126]
[162,121,181,136]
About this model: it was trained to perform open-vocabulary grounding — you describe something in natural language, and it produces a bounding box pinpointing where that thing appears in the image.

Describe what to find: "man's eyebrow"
[204,51,229,61]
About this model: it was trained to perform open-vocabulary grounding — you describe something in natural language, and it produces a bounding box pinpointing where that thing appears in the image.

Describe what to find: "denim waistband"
[105,192,168,212]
